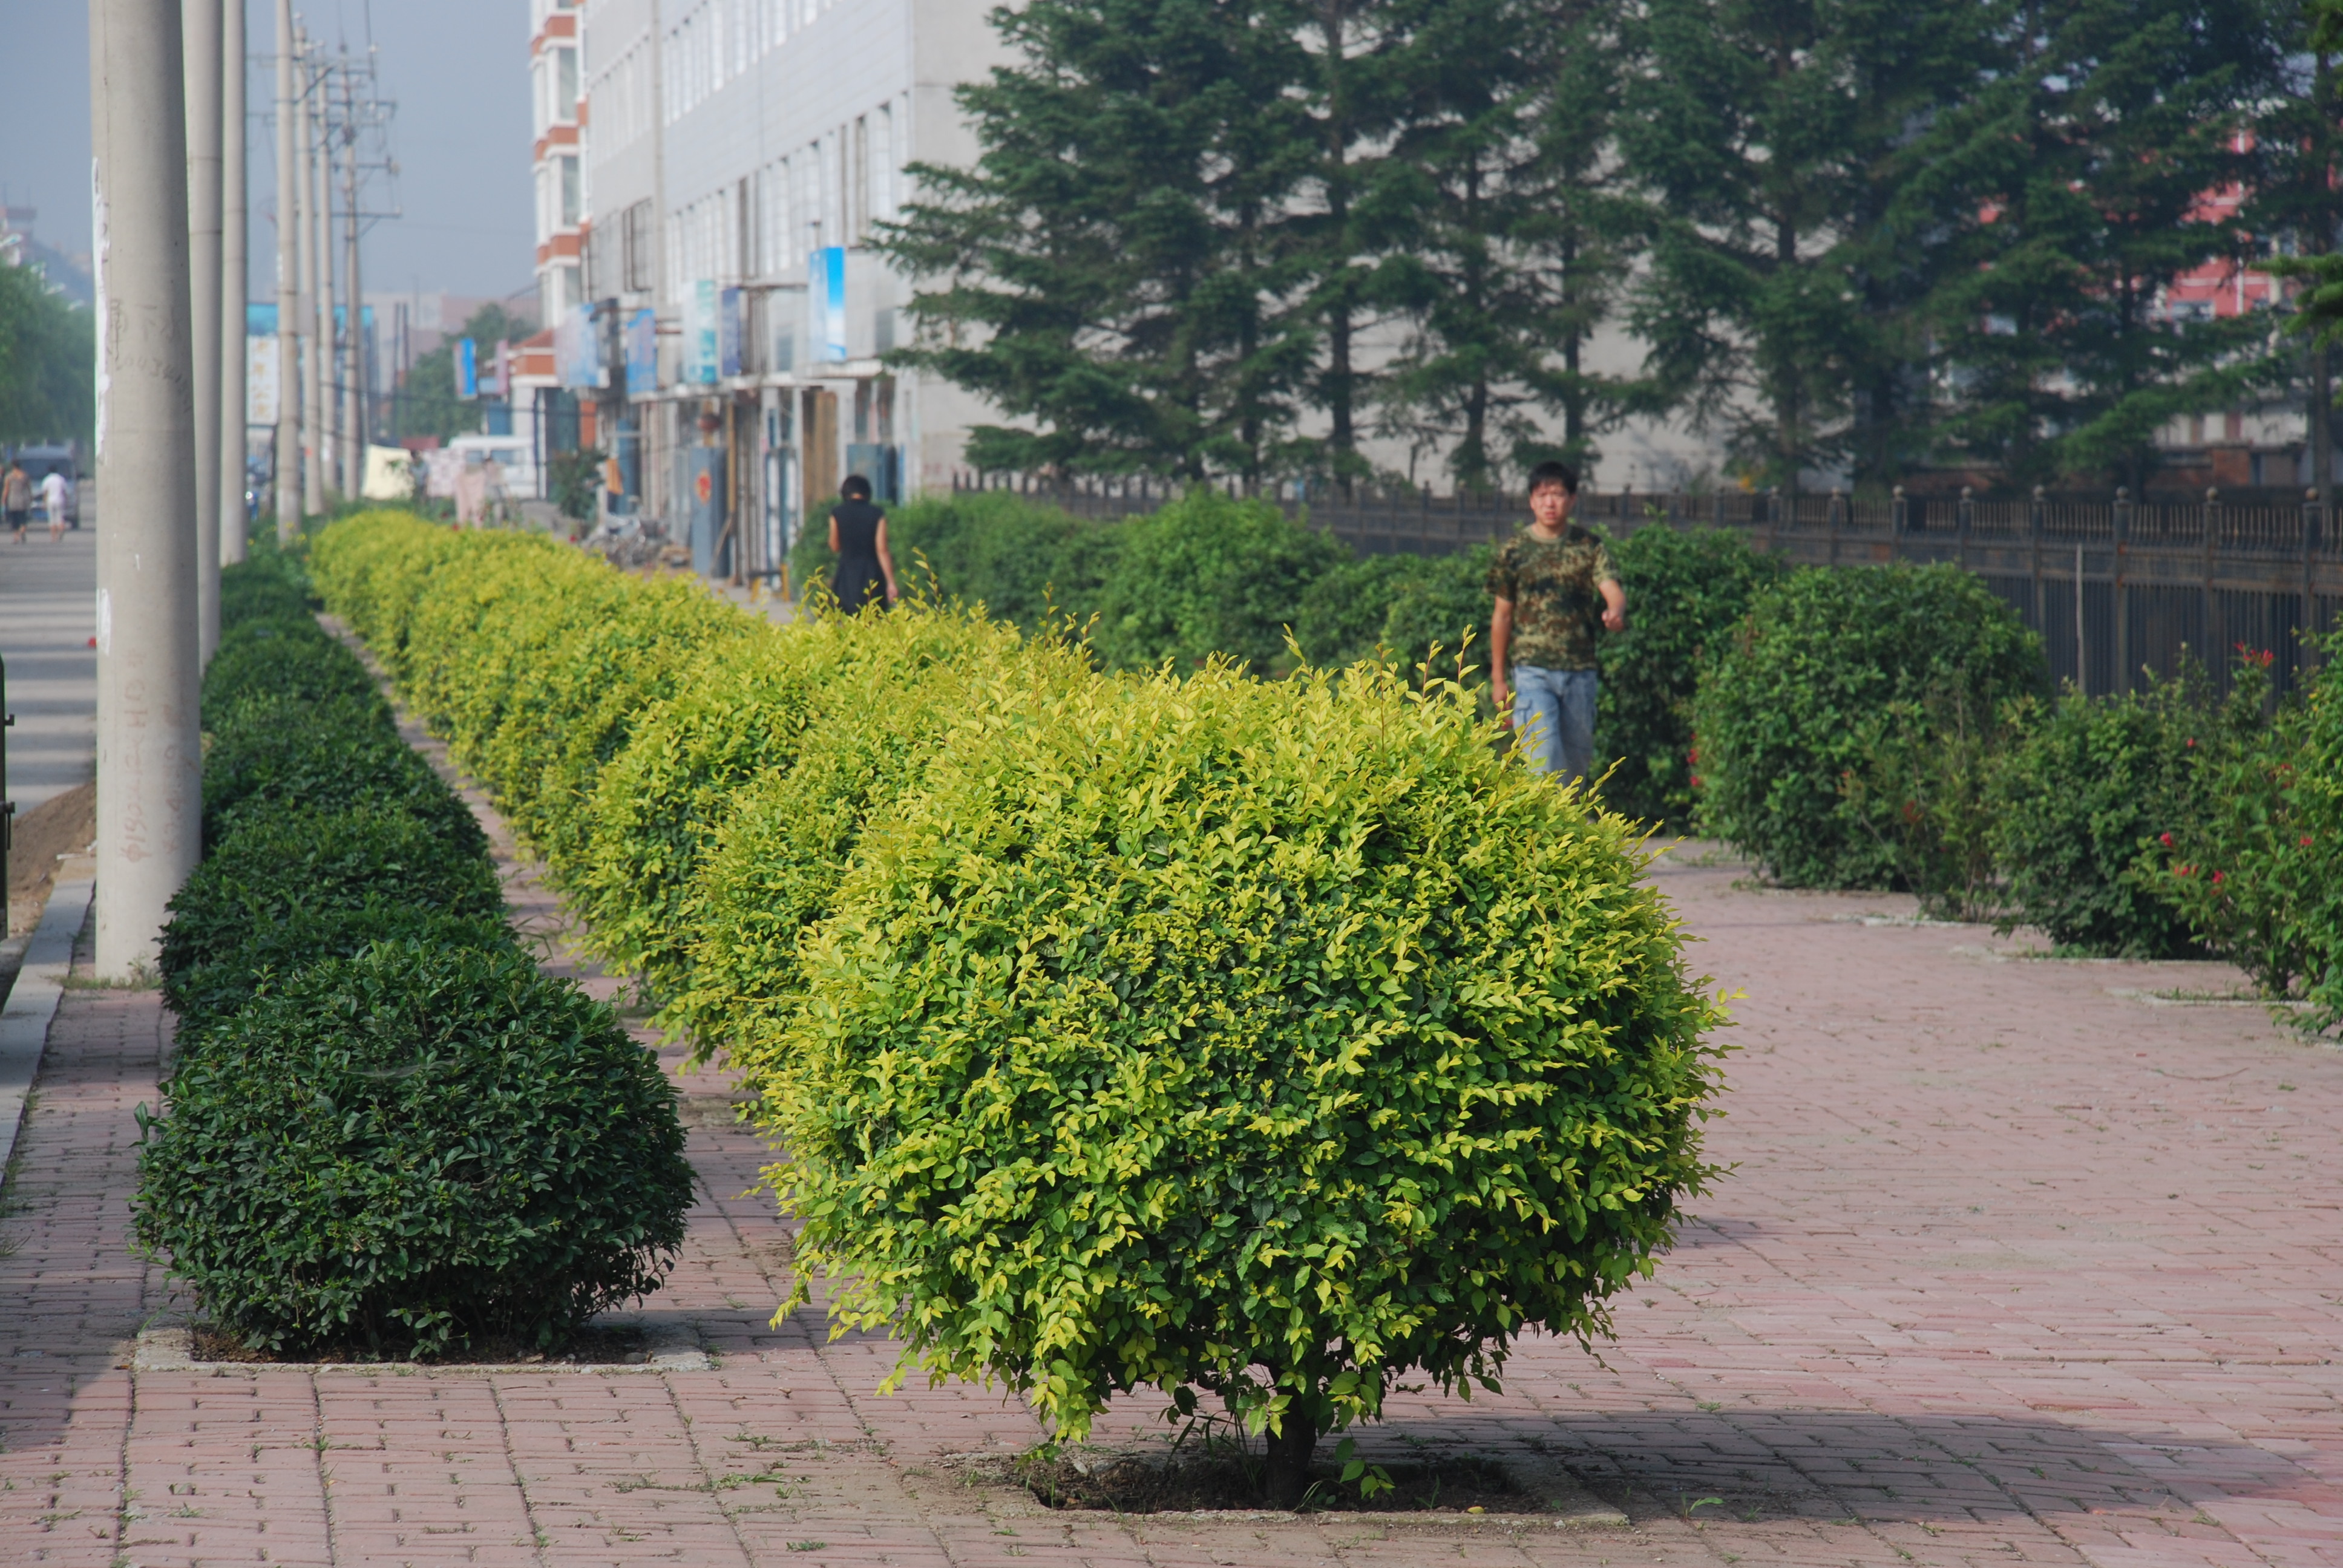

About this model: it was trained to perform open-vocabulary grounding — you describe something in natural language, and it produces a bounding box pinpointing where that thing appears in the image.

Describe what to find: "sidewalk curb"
[0,876,94,1189]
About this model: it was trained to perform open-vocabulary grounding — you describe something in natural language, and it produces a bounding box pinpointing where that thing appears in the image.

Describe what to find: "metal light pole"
[298,39,327,515]
[272,0,300,541]
[220,0,247,564]
[339,53,363,501]
[185,0,224,664]
[310,57,335,502]
[91,0,204,976]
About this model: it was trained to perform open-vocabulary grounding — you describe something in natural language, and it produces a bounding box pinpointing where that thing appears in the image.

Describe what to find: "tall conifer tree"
[1925,0,2284,489]
[1619,0,2002,489]
[882,0,1317,481]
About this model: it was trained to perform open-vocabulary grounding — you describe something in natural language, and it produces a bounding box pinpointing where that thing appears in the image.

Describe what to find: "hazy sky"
[0,0,536,302]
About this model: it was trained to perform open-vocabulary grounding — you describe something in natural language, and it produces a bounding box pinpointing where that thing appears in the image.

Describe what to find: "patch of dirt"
[1012,1448,1521,1515]
[188,1321,652,1366]
[8,779,94,929]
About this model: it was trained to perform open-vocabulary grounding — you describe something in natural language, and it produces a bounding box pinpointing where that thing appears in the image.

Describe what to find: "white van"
[444,434,539,501]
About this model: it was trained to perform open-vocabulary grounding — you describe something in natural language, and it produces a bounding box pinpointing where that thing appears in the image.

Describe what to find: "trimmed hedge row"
[312,509,1729,1489]
[133,547,695,1359]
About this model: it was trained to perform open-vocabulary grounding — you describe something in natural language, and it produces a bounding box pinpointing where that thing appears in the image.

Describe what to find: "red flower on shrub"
[2177,865,2195,877]
[2160,832,2174,847]
[2303,835,2315,848]
[2212,869,2225,884]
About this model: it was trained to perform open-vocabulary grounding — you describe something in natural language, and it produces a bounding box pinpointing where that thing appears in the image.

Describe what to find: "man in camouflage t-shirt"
[1487,460,1625,785]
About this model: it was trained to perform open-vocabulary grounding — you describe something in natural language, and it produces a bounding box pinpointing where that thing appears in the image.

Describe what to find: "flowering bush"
[2158,646,2343,1018]
[1984,668,2217,957]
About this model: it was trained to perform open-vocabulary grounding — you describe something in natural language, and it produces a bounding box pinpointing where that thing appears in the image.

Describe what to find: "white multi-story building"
[559,0,1736,577]
[565,0,1011,578]
[531,1,587,320]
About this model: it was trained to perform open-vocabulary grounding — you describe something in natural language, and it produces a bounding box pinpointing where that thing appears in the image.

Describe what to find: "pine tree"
[1925,0,2285,490]
[882,0,1319,482]
[2247,0,2343,501]
[1368,0,1603,494]
[1618,0,2005,490]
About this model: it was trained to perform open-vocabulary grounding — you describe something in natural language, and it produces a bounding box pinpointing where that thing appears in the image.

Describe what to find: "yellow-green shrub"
[669,618,1094,1058]
[311,513,1729,1501]
[755,662,1728,1503]
[570,606,1044,1021]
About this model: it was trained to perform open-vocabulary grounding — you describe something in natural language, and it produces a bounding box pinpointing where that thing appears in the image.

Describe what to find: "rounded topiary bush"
[1694,561,2043,887]
[1595,524,1784,830]
[200,693,485,857]
[159,803,504,988]
[753,662,1727,1505]
[134,942,693,1357]
[163,900,516,1036]
[1987,678,2208,958]
[1089,490,1346,673]
[571,606,1030,1013]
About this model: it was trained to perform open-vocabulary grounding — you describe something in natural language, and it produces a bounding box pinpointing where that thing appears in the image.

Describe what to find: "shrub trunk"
[1263,1422,1318,1510]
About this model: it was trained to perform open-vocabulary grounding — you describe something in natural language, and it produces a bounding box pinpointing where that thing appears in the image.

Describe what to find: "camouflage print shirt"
[1487,526,1618,671]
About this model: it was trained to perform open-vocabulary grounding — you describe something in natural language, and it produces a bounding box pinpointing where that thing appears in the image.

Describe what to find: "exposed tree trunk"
[1322,0,1357,497]
[1263,1421,1319,1509]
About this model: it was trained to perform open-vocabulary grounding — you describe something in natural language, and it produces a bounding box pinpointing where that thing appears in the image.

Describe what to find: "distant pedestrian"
[1487,460,1626,786]
[3,461,30,544]
[40,470,67,541]
[828,474,899,612]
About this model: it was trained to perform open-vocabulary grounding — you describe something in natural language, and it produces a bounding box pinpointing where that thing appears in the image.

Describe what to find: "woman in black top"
[827,474,899,612]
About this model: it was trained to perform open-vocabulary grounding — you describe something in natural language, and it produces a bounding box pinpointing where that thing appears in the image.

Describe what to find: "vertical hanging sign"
[625,307,657,396]
[456,337,479,400]
[686,279,720,384]
[808,246,847,364]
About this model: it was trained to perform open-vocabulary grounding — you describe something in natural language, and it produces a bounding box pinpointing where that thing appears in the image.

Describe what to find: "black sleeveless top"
[831,499,886,612]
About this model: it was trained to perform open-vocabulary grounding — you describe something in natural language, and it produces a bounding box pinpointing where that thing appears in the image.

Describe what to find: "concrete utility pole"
[339,52,362,501]
[310,58,334,501]
[272,0,299,541]
[91,0,204,976]
[185,0,224,664]
[220,0,247,564]
[299,41,327,515]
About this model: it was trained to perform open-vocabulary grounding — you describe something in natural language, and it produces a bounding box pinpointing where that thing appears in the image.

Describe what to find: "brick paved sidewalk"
[1,771,2338,1564]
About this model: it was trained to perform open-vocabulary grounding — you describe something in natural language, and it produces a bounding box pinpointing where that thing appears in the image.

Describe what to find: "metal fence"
[951,473,2343,700]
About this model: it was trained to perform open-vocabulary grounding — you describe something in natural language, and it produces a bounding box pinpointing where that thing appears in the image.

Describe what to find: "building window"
[871,103,894,224]
[556,47,578,121]
[560,155,582,229]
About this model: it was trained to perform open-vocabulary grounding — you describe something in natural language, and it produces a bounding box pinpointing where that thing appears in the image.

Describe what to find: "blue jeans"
[1511,665,1598,785]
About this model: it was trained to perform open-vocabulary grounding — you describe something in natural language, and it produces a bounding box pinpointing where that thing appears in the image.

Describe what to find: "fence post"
[2203,486,2221,679]
[2114,486,2134,693]
[1891,485,1908,561]
[1827,486,1843,566]
[2307,486,2324,678]
[1958,485,1974,572]
[2030,485,2046,642]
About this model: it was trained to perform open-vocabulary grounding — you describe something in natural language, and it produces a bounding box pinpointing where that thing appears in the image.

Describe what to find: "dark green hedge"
[202,616,380,728]
[134,942,693,1357]
[160,802,505,986]
[202,693,486,859]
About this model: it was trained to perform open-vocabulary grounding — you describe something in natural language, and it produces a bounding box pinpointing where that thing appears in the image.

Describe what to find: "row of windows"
[660,102,902,306]
[586,31,654,157]
[663,0,844,125]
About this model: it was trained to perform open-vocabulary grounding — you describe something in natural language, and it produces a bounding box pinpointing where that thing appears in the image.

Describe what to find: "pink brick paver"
[2,779,2338,1565]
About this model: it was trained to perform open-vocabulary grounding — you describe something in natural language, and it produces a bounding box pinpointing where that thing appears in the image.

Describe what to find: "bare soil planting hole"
[1014,1449,1521,1514]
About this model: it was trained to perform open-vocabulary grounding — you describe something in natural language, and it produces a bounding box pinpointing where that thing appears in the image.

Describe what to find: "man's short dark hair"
[1526,460,1578,496]
[840,474,873,501]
